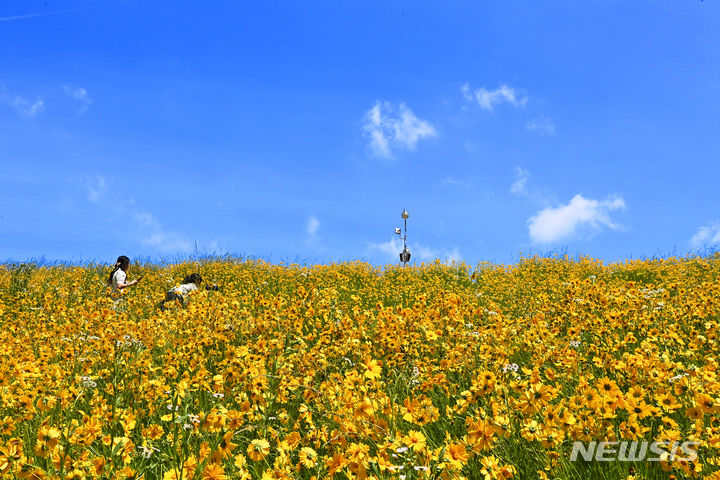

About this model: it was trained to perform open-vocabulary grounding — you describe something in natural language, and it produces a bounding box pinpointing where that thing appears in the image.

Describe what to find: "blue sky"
[2,1,720,265]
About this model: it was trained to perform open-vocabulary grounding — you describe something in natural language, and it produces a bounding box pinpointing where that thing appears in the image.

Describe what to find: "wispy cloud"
[134,212,193,253]
[83,174,196,253]
[304,215,322,247]
[64,85,93,114]
[528,194,626,244]
[85,175,107,203]
[461,83,527,111]
[0,7,88,22]
[510,167,530,196]
[367,237,461,263]
[1,84,93,117]
[526,115,556,136]
[363,101,437,158]
[690,221,720,248]
[306,215,320,237]
[438,176,474,189]
[368,237,402,259]
[415,245,462,263]
[3,92,45,118]
[509,167,554,205]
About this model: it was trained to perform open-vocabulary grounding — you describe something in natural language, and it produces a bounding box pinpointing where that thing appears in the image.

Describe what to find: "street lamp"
[397,208,411,265]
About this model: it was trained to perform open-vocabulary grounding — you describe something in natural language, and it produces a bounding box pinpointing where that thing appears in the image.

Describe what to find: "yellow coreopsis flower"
[163,469,181,480]
[248,438,271,461]
[284,431,301,449]
[0,455,13,476]
[362,358,382,380]
[36,425,61,450]
[201,463,227,480]
[656,392,681,412]
[480,455,500,480]
[403,430,427,451]
[445,443,469,469]
[696,393,719,414]
[217,431,237,459]
[299,446,318,468]
[184,455,199,479]
[521,420,542,442]
[467,418,496,452]
[144,424,165,440]
[326,453,347,476]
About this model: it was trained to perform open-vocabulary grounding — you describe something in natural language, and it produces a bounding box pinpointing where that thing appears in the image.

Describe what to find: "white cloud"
[461,83,527,111]
[85,175,107,203]
[690,221,720,248]
[509,167,557,206]
[363,101,437,158]
[64,85,93,113]
[0,7,87,22]
[369,237,403,258]
[415,245,462,263]
[367,237,461,263]
[306,215,320,236]
[1,84,92,117]
[528,194,626,244]
[10,96,44,118]
[64,86,89,101]
[134,211,193,253]
[510,167,530,196]
[526,115,556,136]
[438,176,474,189]
[82,174,196,253]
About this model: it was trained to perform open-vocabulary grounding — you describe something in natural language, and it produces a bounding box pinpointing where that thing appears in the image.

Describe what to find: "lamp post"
[397,209,411,266]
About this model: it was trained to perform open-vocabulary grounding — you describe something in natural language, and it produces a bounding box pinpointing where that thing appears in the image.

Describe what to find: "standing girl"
[108,255,141,298]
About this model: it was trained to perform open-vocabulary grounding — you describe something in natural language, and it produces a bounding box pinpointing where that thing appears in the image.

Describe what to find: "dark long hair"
[108,256,130,285]
[183,273,203,285]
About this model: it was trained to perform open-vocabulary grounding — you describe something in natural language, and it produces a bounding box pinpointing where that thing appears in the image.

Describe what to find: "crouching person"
[159,273,218,310]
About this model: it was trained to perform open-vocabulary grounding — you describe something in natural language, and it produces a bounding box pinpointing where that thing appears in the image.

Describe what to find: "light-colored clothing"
[111,269,127,295]
[169,283,198,296]
[162,282,199,308]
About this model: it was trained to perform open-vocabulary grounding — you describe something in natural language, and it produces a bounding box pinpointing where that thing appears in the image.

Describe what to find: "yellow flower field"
[1,255,719,479]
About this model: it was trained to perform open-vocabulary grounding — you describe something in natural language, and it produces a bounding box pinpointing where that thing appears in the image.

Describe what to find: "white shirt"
[111,269,127,295]
[169,283,198,296]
